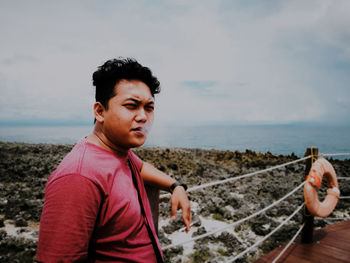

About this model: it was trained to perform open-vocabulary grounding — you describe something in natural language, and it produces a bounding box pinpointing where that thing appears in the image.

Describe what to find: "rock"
[1,142,350,262]
[15,216,28,227]
[0,229,7,239]
[250,215,277,236]
[192,226,207,237]
[0,234,37,262]
[190,243,212,262]
[158,229,171,246]
[192,213,202,227]
[163,245,183,263]
[162,215,184,234]
[216,232,240,251]
[167,163,178,170]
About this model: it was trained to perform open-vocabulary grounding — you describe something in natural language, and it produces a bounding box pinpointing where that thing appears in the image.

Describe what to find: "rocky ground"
[0,141,349,262]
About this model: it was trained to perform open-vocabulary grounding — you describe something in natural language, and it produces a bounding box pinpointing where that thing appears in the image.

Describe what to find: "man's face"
[102,79,154,151]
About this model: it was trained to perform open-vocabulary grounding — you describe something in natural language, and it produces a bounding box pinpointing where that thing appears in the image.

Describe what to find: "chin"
[129,138,147,148]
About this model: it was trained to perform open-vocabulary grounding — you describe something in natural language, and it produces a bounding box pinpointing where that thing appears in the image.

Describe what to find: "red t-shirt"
[36,139,161,262]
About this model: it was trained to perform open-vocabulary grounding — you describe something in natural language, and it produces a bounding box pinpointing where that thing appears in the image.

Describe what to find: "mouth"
[131,122,152,136]
[131,127,145,135]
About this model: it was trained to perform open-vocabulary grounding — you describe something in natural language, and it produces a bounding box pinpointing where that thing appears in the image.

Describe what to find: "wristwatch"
[169,180,188,194]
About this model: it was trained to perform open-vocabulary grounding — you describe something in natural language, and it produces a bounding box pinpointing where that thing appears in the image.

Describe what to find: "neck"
[91,131,128,156]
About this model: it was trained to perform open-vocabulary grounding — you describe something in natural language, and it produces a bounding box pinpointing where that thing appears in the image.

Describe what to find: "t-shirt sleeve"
[36,174,102,262]
[129,150,143,172]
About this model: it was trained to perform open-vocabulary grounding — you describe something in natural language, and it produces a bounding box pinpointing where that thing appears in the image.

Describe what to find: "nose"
[135,108,147,122]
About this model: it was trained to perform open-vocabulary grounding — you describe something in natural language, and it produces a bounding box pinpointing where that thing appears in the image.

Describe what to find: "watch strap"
[169,180,188,194]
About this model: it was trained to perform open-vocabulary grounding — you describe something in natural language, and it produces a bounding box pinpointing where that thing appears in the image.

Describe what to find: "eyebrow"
[124,98,154,104]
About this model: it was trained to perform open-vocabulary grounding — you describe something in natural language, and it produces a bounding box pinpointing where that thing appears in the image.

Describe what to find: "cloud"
[0,0,349,126]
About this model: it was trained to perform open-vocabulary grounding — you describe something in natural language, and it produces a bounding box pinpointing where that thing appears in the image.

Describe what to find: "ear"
[93,102,105,123]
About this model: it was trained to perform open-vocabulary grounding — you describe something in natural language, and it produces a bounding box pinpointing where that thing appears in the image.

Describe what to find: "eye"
[124,104,137,109]
[145,105,154,112]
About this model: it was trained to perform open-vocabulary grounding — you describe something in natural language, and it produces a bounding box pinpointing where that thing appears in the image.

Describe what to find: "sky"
[0,0,349,127]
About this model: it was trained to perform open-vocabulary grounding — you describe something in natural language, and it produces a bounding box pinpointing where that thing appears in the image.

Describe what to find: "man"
[36,58,191,262]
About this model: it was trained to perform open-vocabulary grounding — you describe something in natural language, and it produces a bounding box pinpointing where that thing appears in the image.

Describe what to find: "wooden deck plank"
[255,220,350,263]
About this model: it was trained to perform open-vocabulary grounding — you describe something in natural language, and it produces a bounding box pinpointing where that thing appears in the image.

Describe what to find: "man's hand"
[170,186,192,232]
[140,161,192,232]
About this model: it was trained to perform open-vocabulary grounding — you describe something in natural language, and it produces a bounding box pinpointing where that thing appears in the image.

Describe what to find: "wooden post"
[145,185,160,236]
[301,147,318,243]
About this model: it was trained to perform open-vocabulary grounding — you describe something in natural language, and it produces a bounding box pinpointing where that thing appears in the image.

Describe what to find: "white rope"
[321,153,350,157]
[340,196,350,199]
[338,177,350,180]
[160,151,348,258]
[272,223,305,263]
[160,155,311,199]
[227,204,304,263]
[161,181,305,250]
[177,220,248,246]
[320,217,350,221]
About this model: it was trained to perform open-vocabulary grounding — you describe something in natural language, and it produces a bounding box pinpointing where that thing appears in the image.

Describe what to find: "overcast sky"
[0,0,349,127]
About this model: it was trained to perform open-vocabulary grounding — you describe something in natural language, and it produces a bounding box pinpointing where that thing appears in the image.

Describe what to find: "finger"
[182,213,190,232]
[184,209,192,232]
[171,197,178,220]
[181,203,192,232]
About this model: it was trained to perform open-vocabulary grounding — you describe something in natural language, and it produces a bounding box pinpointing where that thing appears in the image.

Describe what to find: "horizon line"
[0,120,349,127]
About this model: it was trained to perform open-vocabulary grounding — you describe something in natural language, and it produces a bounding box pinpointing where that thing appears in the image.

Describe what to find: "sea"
[1,124,350,159]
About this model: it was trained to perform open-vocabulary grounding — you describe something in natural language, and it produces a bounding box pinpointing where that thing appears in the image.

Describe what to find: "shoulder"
[46,172,103,200]
[128,150,143,172]
[48,140,134,190]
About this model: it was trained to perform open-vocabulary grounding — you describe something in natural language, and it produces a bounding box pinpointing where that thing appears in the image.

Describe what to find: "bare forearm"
[141,162,176,191]
[141,161,192,231]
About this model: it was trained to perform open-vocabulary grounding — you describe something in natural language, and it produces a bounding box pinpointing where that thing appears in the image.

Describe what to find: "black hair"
[92,57,161,108]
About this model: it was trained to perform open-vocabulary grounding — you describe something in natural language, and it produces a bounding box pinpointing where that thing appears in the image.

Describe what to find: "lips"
[131,123,152,136]
[131,127,142,132]
[131,127,145,136]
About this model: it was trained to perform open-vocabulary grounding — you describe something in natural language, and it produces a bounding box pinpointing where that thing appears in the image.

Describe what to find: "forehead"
[114,79,153,101]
